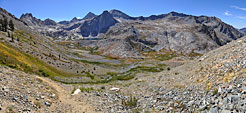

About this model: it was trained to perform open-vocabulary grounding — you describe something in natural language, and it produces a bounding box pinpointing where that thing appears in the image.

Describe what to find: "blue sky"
[0,0,246,28]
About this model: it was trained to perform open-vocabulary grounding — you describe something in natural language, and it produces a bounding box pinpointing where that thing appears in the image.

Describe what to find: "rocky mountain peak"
[43,18,57,26]
[79,10,118,37]
[109,9,132,19]
[20,13,33,18]
[20,13,37,22]
[168,11,188,17]
[20,13,44,27]
[71,17,80,23]
[82,12,97,20]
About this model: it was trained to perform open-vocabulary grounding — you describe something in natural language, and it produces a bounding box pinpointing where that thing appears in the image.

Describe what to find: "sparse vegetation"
[157,53,177,61]
[34,101,42,108]
[89,46,98,54]
[80,87,95,93]
[122,96,138,108]
[167,67,171,71]
[38,69,50,77]
[0,18,14,32]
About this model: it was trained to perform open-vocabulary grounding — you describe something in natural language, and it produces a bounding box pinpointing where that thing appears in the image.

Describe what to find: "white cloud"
[231,5,246,11]
[224,11,232,16]
[237,16,246,19]
[77,17,81,19]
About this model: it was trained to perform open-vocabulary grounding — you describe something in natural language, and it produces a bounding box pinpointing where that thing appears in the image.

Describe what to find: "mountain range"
[20,9,245,58]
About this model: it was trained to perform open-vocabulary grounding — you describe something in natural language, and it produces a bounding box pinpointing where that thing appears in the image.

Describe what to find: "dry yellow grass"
[223,72,237,83]
[0,42,32,67]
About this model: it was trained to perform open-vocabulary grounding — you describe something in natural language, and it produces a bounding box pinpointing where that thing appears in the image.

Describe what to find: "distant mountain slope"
[93,12,244,58]
[240,28,246,34]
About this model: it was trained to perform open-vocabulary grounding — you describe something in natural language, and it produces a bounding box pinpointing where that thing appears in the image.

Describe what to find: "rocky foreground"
[0,66,95,113]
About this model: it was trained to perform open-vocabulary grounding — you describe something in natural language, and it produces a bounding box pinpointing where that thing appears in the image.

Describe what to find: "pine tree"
[7,31,10,37]
[0,19,2,31]
[3,18,8,32]
[11,33,14,42]
[9,20,14,31]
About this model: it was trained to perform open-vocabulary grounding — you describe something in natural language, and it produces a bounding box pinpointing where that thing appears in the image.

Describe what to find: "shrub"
[38,69,49,77]
[122,96,138,108]
[80,87,94,93]
[34,101,41,108]
[100,86,105,90]
[167,67,171,71]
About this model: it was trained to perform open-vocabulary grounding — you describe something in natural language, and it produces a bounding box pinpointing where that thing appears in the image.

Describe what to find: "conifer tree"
[3,18,8,32]
[0,19,2,31]
[9,20,14,31]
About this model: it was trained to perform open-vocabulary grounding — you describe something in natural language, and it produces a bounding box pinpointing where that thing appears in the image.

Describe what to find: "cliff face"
[79,11,118,37]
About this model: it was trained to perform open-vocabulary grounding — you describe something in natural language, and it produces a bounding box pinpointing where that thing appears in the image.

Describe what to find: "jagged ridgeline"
[20,9,244,58]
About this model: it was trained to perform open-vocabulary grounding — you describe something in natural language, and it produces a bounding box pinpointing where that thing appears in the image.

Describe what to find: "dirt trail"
[36,76,96,113]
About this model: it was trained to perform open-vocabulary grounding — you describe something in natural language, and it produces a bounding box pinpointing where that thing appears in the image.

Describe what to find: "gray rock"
[218,86,222,94]
[174,103,179,107]
[187,100,194,107]
[209,107,218,113]
[228,95,240,103]
[40,96,45,99]
[221,109,231,113]
[44,101,51,106]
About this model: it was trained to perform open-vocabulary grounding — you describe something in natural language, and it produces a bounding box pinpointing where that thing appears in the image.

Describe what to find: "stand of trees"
[0,18,14,32]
